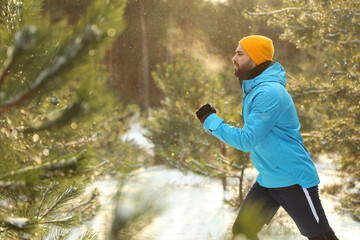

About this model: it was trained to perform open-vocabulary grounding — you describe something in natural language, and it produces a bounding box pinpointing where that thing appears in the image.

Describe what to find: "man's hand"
[196,103,216,124]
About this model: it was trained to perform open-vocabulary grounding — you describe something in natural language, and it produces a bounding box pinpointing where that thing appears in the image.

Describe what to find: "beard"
[233,58,255,79]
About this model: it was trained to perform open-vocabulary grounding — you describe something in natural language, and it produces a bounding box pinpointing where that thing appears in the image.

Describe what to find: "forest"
[0,0,359,239]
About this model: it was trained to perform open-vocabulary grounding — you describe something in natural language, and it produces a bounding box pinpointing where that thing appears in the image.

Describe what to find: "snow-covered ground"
[70,118,360,240]
[121,112,154,155]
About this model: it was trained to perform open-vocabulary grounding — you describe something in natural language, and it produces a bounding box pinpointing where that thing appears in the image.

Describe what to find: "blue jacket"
[203,62,320,188]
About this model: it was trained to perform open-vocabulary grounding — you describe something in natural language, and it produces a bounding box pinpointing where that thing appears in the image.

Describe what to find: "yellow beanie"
[239,35,274,65]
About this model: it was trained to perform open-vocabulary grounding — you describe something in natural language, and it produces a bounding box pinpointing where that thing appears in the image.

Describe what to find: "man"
[195,35,339,240]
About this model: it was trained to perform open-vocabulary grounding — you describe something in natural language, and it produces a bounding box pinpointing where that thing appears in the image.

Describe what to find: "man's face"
[232,44,256,79]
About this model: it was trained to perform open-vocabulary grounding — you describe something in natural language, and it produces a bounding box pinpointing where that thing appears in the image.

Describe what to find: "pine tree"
[145,57,251,206]
[0,0,147,239]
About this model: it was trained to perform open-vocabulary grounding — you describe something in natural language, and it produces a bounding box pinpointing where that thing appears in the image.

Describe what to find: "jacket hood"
[242,62,287,94]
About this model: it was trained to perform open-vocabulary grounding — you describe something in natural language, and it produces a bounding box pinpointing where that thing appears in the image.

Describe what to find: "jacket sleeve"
[203,88,285,152]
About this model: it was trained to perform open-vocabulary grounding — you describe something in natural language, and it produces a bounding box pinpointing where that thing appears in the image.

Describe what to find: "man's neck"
[238,60,274,86]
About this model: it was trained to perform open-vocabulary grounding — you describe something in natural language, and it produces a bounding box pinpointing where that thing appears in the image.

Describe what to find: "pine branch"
[189,159,202,168]
[205,163,225,173]
[0,157,78,180]
[245,7,309,16]
[216,157,229,165]
[0,25,102,116]
[0,1,6,19]
[44,229,71,240]
[0,1,24,31]
[42,215,73,224]
[0,181,26,190]
[231,163,245,170]
[37,181,58,219]
[291,89,328,97]
[286,73,299,86]
[65,131,99,148]
[98,111,134,127]
[194,169,208,175]
[20,101,86,133]
[67,190,98,214]
[92,159,110,169]
[0,26,36,90]
[0,148,89,180]
[54,111,133,148]
[41,185,77,220]
[76,229,98,240]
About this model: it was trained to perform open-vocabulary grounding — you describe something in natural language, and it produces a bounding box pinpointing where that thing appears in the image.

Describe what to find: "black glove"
[196,103,216,124]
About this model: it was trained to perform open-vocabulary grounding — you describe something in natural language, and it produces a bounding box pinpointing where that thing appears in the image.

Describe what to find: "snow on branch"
[189,159,202,168]
[0,181,26,189]
[291,89,328,97]
[3,217,29,229]
[215,157,229,165]
[205,163,224,172]
[245,7,309,16]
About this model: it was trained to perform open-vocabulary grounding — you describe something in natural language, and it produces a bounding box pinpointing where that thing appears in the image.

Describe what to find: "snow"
[69,120,360,240]
[124,166,235,240]
[71,163,360,240]
[5,217,29,229]
[121,112,154,154]
[66,177,119,240]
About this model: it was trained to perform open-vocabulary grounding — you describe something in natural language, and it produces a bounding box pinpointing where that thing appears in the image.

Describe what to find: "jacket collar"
[238,60,274,88]
[240,61,282,94]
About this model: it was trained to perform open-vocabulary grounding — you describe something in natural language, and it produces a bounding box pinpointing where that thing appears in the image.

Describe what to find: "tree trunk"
[239,167,245,204]
[238,153,250,205]
[139,0,150,114]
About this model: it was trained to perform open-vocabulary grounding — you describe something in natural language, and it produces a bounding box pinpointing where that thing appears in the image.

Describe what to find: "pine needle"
[76,229,99,240]
[41,185,77,220]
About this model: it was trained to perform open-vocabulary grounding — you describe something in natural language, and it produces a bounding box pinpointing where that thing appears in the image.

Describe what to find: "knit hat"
[239,35,274,65]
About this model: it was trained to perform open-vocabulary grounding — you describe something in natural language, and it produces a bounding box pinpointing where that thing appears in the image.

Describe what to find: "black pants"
[232,182,339,240]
